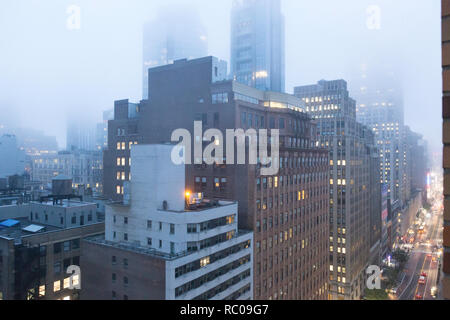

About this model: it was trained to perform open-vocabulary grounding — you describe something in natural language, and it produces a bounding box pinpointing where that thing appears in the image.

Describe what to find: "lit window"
[53,280,61,292]
[63,277,70,289]
[72,275,79,287]
[39,285,45,297]
[200,256,210,268]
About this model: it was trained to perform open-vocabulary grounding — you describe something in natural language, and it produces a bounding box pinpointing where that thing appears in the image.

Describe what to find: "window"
[200,256,210,268]
[71,239,80,250]
[112,256,117,265]
[63,241,70,252]
[170,224,175,235]
[147,220,152,229]
[39,245,47,257]
[54,261,61,274]
[159,240,162,248]
[187,224,197,233]
[112,273,117,283]
[123,259,128,268]
[124,233,128,241]
[39,285,45,297]
[53,280,61,292]
[159,222,162,231]
[124,217,128,224]
[63,258,71,270]
[147,238,152,246]
[63,277,70,289]
[112,291,116,299]
[72,274,80,287]
[123,276,128,286]
[53,242,62,254]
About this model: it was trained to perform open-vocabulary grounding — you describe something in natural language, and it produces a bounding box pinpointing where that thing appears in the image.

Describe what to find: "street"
[396,183,443,300]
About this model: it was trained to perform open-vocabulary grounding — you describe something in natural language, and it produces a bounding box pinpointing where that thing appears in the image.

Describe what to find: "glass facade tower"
[230,0,285,92]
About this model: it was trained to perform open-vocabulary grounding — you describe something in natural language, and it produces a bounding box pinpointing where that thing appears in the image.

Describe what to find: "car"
[418,276,426,285]
[427,254,432,258]
[415,293,423,300]
[421,272,428,277]
[431,287,437,298]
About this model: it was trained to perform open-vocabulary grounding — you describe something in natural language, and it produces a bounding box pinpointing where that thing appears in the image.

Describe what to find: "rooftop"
[84,230,252,261]
[34,199,96,208]
[0,217,61,242]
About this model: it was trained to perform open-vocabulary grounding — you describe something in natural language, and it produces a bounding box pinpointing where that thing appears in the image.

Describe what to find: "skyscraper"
[96,109,114,151]
[295,80,378,300]
[66,119,97,152]
[230,0,285,92]
[351,64,407,208]
[142,6,208,100]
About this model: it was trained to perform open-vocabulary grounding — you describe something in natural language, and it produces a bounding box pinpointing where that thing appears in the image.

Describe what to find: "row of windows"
[186,215,236,234]
[175,256,251,297]
[187,231,236,254]
[193,269,251,300]
[31,213,93,225]
[116,141,138,151]
[175,240,251,278]
[116,157,131,167]
[53,239,81,254]
[257,173,327,190]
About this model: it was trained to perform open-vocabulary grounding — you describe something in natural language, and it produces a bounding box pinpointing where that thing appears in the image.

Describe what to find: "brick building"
[103,57,330,300]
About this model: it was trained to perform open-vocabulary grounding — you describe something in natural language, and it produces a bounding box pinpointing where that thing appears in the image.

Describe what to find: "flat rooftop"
[109,198,237,213]
[33,199,96,208]
[0,217,61,242]
[84,230,252,261]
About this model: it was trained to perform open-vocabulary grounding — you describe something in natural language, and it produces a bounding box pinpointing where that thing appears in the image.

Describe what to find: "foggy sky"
[0,0,442,152]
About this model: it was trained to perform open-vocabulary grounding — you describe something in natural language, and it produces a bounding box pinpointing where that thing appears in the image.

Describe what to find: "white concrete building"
[83,144,253,300]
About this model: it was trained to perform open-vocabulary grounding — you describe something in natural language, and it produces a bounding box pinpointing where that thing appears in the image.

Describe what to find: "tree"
[365,289,389,300]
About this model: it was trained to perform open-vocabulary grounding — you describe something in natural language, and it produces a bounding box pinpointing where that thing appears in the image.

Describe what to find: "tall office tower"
[96,109,114,151]
[66,119,97,152]
[295,80,378,300]
[405,127,428,193]
[104,57,329,300]
[0,134,25,178]
[350,64,407,208]
[142,6,208,100]
[82,144,253,300]
[230,0,285,92]
[443,0,450,300]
